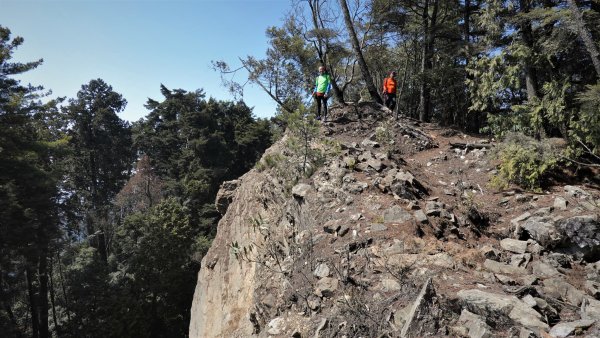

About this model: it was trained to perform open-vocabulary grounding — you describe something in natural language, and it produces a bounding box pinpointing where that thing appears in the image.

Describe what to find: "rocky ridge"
[190,102,600,338]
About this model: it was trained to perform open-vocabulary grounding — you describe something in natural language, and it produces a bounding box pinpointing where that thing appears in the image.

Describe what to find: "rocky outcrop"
[190,142,291,338]
[190,104,600,337]
[214,179,240,215]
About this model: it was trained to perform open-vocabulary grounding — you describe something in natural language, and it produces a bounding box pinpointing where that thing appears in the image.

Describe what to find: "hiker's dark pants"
[315,94,328,118]
[384,93,396,111]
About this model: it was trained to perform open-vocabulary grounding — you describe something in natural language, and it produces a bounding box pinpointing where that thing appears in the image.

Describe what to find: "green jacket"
[314,74,331,94]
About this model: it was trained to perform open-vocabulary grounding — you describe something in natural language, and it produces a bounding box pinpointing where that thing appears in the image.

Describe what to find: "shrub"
[490,133,560,191]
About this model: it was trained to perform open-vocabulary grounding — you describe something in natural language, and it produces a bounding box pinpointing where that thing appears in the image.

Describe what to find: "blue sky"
[1,0,291,122]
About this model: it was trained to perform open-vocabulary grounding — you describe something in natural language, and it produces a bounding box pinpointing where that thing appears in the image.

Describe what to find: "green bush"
[491,133,560,191]
[255,153,284,172]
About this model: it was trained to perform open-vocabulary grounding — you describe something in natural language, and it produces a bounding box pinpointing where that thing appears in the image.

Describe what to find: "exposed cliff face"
[190,103,600,338]
[189,139,290,337]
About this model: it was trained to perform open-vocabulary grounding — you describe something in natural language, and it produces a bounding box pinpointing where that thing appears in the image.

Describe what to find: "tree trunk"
[56,252,72,323]
[26,267,40,338]
[37,247,49,338]
[464,0,474,130]
[567,0,600,79]
[0,269,23,338]
[48,257,60,335]
[419,0,439,122]
[339,0,382,104]
[150,292,159,338]
[398,56,409,117]
[519,0,540,100]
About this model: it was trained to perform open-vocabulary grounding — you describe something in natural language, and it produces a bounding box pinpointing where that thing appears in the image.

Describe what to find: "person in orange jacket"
[382,71,397,111]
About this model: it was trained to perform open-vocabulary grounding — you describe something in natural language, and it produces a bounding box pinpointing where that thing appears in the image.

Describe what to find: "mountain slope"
[190,103,600,338]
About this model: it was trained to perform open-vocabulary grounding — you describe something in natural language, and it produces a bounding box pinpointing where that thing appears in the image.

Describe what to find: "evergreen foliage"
[490,133,560,191]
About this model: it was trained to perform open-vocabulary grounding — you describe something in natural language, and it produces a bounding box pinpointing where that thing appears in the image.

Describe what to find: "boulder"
[555,215,600,261]
[454,309,493,338]
[581,296,600,320]
[564,185,591,198]
[554,197,568,211]
[549,319,595,338]
[500,239,528,254]
[425,201,444,217]
[542,278,585,306]
[457,289,548,331]
[400,278,445,337]
[388,170,428,200]
[383,205,413,224]
[531,261,561,278]
[520,217,562,248]
[360,138,380,148]
[315,277,338,298]
[215,179,240,215]
[313,263,330,278]
[414,210,428,224]
[510,253,532,268]
[292,183,312,199]
[484,259,528,276]
[268,317,286,335]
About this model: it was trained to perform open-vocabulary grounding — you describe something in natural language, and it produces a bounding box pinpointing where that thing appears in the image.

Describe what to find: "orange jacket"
[383,77,397,94]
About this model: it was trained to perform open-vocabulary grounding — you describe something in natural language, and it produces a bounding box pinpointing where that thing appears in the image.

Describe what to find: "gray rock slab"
[414,209,428,224]
[510,253,532,268]
[456,309,493,338]
[315,277,338,298]
[480,246,499,260]
[531,261,562,278]
[313,263,330,278]
[564,185,591,198]
[370,223,388,232]
[268,317,285,335]
[381,278,402,292]
[457,289,548,331]
[543,277,585,306]
[549,319,595,338]
[484,259,528,276]
[383,205,413,224]
[292,183,312,198]
[520,218,562,248]
[554,197,568,211]
[400,278,442,337]
[511,212,532,226]
[555,215,600,260]
[582,296,600,320]
[500,238,528,254]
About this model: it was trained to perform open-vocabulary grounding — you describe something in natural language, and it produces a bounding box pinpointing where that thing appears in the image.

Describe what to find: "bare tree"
[297,0,349,103]
[339,0,383,104]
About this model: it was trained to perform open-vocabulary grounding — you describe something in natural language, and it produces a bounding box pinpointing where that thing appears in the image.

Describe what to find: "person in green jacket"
[312,66,331,121]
